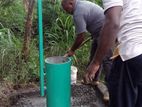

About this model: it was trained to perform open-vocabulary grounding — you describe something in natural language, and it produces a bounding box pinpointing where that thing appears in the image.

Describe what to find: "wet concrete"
[12,84,106,107]
[71,84,106,107]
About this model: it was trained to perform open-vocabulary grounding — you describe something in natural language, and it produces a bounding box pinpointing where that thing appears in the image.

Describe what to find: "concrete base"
[11,83,107,107]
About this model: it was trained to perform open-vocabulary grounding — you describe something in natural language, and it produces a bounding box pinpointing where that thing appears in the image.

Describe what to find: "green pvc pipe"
[37,0,44,96]
[45,56,71,107]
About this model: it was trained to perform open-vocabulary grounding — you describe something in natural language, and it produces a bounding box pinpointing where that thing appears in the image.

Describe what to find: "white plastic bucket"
[71,66,78,84]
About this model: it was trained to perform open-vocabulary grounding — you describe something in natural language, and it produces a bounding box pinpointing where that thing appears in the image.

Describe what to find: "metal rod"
[37,0,44,96]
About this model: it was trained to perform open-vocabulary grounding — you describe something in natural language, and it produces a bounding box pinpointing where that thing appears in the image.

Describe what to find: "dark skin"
[84,6,123,83]
[62,0,86,57]
[64,33,85,57]
[61,0,75,15]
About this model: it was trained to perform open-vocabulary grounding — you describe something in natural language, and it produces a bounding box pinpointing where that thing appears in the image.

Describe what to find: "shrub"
[0,28,39,84]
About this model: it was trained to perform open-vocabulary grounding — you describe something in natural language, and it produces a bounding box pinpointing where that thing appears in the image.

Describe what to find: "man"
[62,0,112,82]
[84,0,142,107]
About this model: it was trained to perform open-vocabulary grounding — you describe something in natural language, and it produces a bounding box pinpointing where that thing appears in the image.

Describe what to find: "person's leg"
[107,56,124,107]
[126,54,142,107]
[107,55,142,107]
[102,49,113,81]
[135,84,142,107]
[88,38,97,65]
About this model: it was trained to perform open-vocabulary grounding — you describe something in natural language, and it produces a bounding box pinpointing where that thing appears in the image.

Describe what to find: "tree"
[22,0,35,61]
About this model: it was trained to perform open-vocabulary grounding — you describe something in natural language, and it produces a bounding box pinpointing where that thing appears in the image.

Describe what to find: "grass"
[0,28,39,84]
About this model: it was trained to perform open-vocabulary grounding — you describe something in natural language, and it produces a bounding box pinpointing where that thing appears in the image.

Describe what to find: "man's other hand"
[83,63,100,84]
[64,49,75,57]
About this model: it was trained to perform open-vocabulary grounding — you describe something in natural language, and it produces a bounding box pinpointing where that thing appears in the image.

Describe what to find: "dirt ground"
[0,82,38,107]
[0,82,16,107]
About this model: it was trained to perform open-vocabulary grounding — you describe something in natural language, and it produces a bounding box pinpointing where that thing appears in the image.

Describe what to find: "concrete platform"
[11,84,107,107]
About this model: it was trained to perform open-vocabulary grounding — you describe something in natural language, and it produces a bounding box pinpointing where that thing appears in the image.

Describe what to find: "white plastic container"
[71,66,78,84]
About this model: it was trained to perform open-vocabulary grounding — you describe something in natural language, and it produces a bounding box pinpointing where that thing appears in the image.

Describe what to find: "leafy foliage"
[0,0,14,7]
[0,28,39,84]
[95,0,103,6]
[0,0,25,35]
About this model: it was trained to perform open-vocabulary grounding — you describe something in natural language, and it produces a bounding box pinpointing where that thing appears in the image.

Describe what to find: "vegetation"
[0,0,38,85]
[0,27,39,84]
[0,0,25,35]
[0,0,102,85]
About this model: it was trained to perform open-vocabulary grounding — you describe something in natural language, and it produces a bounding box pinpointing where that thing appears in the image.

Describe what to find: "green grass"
[0,28,39,84]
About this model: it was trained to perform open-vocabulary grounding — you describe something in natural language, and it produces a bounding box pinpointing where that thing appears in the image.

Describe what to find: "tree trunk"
[22,0,35,62]
[23,0,29,13]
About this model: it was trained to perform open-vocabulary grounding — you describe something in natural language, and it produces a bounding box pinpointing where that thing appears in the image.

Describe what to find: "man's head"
[61,0,75,14]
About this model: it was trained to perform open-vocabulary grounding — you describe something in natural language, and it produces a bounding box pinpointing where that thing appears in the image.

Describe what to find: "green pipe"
[37,0,44,96]
[45,56,71,107]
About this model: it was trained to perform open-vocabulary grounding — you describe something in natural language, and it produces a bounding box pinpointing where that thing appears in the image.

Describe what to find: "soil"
[0,82,15,107]
[0,82,38,107]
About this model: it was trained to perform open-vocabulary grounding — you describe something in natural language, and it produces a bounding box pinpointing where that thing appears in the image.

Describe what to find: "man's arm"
[64,33,85,57]
[65,13,87,56]
[92,6,122,65]
[70,33,85,51]
[84,6,122,83]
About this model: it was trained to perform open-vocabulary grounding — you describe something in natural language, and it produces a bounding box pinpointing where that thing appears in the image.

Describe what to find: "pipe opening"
[45,56,70,64]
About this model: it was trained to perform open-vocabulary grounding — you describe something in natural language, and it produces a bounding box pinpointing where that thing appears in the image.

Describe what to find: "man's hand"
[83,63,100,84]
[64,49,75,57]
